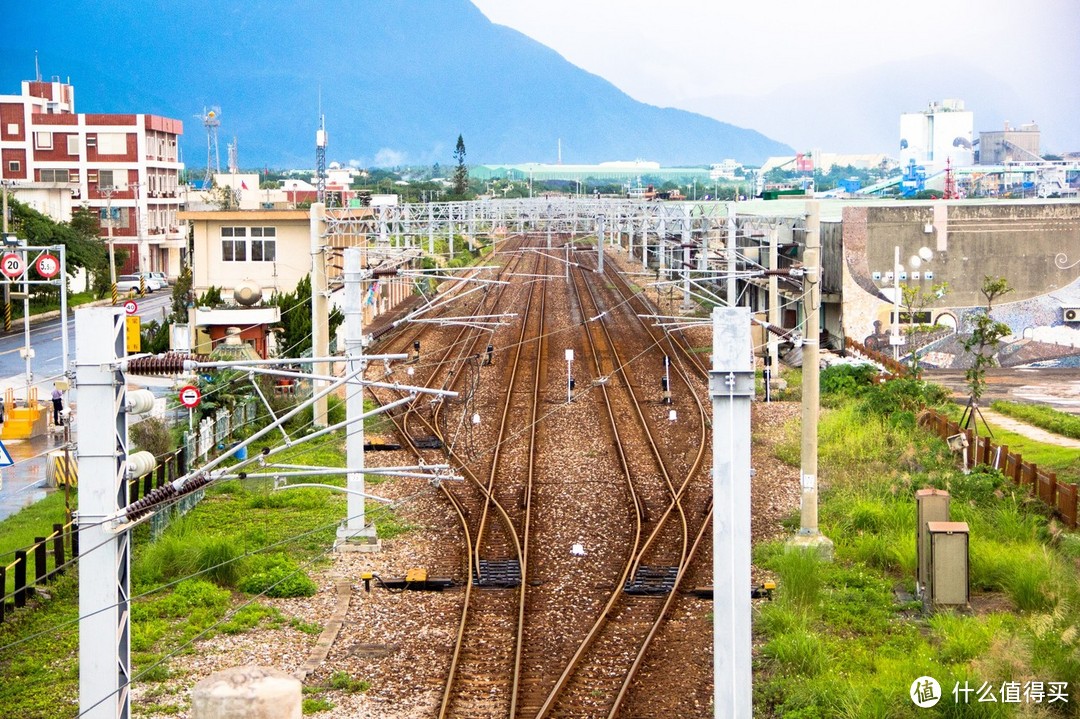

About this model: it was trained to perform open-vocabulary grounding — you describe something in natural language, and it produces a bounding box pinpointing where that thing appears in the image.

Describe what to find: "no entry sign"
[178,385,202,409]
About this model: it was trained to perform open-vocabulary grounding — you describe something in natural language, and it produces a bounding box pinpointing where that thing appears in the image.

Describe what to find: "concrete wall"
[841,200,1080,367]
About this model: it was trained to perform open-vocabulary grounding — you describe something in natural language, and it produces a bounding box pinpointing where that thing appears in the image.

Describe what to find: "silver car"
[116,274,155,294]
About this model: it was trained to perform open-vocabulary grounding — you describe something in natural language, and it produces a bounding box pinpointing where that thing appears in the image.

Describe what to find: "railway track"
[360,236,717,718]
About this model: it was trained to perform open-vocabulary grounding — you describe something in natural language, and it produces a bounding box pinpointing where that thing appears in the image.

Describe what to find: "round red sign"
[178,385,202,409]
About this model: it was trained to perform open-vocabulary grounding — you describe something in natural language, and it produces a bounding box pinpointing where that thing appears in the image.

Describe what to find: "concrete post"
[711,306,753,719]
[596,214,605,275]
[768,226,780,374]
[310,203,328,428]
[789,201,833,558]
[337,247,379,551]
[726,202,737,306]
[191,666,301,719]
[77,307,131,719]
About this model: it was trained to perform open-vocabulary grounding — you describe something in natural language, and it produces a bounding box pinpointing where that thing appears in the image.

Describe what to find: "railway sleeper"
[412,435,443,449]
[472,559,522,587]
[623,565,679,595]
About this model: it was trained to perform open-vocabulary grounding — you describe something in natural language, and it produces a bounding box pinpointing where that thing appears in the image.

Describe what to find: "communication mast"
[943,158,958,199]
[316,114,328,205]
[199,106,222,187]
[227,135,239,174]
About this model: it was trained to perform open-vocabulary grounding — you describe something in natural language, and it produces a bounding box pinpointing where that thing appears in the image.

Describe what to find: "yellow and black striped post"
[139,275,145,296]
[111,282,118,306]
[4,297,10,332]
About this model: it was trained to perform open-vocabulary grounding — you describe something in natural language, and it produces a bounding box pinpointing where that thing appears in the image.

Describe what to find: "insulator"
[127,353,203,376]
[124,483,178,521]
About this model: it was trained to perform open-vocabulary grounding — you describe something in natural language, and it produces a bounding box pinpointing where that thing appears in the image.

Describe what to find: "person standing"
[51,385,64,426]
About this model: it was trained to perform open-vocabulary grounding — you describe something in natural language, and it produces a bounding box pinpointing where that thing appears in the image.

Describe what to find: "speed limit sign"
[35,253,60,279]
[178,385,202,409]
[123,300,139,315]
[1,253,25,279]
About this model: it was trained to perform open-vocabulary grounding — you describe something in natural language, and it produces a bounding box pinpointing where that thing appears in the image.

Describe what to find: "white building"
[899,99,974,170]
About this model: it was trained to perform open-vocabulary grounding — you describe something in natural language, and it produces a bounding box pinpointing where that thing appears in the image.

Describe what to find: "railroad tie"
[473,559,522,587]
[623,565,679,595]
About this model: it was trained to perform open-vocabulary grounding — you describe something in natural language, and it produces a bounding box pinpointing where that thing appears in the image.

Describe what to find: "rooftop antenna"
[316,88,328,205]
[198,106,222,187]
[227,136,239,174]
[34,50,41,82]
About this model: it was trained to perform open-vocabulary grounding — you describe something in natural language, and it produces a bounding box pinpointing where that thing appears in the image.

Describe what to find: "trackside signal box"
[915,488,950,596]
[926,521,970,609]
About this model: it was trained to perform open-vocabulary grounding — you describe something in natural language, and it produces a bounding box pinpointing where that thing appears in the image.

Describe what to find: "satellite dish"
[234,280,262,306]
[900,138,909,150]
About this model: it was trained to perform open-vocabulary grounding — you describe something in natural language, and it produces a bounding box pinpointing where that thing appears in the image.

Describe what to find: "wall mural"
[846,256,1080,370]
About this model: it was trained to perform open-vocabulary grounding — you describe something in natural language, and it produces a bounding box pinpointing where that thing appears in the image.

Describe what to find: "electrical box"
[926,521,969,608]
[915,488,950,596]
[405,567,427,584]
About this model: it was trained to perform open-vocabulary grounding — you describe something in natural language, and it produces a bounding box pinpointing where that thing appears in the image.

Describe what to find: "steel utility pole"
[338,247,379,550]
[788,201,833,558]
[77,308,132,719]
[2,182,10,332]
[711,305,753,719]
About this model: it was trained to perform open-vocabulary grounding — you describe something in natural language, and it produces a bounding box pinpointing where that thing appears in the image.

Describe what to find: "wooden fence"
[844,336,915,379]
[0,520,77,623]
[919,408,1074,528]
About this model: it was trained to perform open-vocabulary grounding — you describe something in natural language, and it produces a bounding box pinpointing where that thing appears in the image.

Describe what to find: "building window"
[221,226,248,261]
[98,169,115,189]
[67,135,79,155]
[221,226,276,262]
[34,132,53,150]
[250,227,277,261]
[7,161,20,173]
[40,168,71,183]
[97,133,127,155]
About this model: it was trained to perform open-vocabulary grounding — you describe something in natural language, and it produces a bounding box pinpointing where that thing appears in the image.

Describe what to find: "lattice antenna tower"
[199,106,222,187]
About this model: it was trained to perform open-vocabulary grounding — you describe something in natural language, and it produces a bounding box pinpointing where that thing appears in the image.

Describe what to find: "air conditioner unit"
[1064,307,1080,323]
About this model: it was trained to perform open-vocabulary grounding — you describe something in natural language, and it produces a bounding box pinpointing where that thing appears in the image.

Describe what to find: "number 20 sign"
[1,253,25,279]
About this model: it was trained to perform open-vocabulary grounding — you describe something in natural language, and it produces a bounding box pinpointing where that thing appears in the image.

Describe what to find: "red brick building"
[0,78,186,278]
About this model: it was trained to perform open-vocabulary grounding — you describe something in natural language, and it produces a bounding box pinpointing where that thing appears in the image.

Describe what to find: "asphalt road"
[922,367,1080,415]
[0,291,173,521]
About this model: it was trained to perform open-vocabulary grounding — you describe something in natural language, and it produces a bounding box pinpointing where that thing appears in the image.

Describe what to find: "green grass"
[0,491,74,595]
[991,400,1080,440]
[756,377,1080,715]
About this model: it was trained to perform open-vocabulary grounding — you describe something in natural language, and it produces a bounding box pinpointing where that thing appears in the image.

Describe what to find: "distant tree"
[268,274,343,358]
[900,281,949,376]
[452,135,468,196]
[961,276,1013,435]
[170,265,194,322]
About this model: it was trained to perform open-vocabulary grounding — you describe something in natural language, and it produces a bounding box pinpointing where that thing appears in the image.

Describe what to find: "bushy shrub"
[239,553,318,598]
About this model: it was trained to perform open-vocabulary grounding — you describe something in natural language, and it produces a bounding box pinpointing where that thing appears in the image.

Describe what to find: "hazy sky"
[471,0,1080,153]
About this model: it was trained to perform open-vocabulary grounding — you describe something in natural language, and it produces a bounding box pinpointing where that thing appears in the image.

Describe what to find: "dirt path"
[976,408,1080,449]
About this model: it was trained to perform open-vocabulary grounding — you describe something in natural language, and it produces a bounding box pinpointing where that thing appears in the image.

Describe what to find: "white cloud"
[373,148,409,167]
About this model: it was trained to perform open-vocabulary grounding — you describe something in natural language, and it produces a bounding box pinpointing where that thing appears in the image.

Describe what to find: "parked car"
[116,274,155,294]
[147,271,168,286]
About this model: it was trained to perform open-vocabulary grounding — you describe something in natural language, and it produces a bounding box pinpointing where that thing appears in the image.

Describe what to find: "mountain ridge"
[0,0,793,169]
